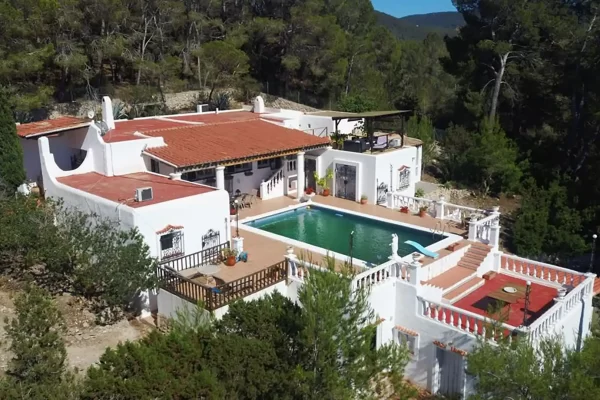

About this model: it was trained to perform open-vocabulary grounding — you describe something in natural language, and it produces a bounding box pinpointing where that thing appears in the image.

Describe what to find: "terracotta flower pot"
[400,207,409,214]
[322,189,330,197]
[419,210,427,218]
[360,199,367,205]
[225,256,236,266]
[230,208,237,216]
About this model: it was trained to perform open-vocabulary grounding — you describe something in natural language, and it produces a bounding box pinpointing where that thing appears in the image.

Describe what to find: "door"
[376,181,388,204]
[305,159,316,189]
[436,347,466,397]
[334,164,357,201]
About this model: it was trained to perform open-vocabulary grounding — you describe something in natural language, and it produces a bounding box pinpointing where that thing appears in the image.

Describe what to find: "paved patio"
[214,195,467,283]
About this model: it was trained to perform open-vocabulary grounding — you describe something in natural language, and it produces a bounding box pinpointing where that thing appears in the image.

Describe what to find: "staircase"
[423,243,492,304]
[260,168,285,200]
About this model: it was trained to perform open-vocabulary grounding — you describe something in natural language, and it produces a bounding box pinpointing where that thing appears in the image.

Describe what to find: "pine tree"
[4,285,67,384]
[0,89,25,192]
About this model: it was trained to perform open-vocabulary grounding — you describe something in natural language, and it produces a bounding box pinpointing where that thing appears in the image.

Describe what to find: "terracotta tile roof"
[57,172,215,208]
[156,224,184,234]
[17,116,90,138]
[144,119,331,168]
[395,325,419,337]
[594,278,600,296]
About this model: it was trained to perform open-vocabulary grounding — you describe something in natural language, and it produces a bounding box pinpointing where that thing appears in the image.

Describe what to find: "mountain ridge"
[376,11,464,40]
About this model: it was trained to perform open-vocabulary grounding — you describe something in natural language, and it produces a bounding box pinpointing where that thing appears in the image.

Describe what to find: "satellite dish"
[87,110,96,120]
[95,120,109,136]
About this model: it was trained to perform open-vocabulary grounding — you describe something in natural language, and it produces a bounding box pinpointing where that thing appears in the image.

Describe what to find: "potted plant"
[222,248,238,266]
[418,206,429,218]
[313,168,334,197]
[400,206,409,214]
[360,194,368,205]
[230,204,237,215]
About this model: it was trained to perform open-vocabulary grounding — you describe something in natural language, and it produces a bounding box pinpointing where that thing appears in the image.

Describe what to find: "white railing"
[419,297,524,341]
[287,256,323,284]
[501,254,586,287]
[391,194,436,216]
[286,159,297,173]
[443,203,486,223]
[528,276,594,342]
[470,213,500,243]
[260,167,285,200]
[352,260,406,289]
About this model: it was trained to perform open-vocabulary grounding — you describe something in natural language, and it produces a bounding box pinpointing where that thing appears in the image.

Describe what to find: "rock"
[82,322,89,328]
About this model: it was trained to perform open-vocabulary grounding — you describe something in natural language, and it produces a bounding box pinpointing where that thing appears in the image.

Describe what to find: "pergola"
[318,110,413,149]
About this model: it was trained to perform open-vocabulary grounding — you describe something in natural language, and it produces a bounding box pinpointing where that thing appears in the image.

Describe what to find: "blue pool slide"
[404,240,439,259]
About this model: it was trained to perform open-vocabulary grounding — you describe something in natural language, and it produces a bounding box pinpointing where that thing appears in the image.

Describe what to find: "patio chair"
[239,194,250,208]
[372,136,388,151]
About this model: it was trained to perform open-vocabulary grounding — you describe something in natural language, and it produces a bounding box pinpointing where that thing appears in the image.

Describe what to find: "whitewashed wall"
[374,146,420,198]
[21,126,89,182]
[134,186,230,258]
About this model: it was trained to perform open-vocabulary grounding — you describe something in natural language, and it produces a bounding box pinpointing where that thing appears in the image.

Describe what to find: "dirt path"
[0,278,152,374]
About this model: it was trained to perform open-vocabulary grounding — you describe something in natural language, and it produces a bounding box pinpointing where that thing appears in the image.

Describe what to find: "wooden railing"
[159,242,230,272]
[210,260,287,309]
[157,260,288,311]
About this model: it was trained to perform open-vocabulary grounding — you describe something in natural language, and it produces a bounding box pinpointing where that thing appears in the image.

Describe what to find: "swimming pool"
[244,205,446,264]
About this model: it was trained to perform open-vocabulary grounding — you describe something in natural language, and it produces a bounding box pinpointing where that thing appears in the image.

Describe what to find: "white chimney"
[102,96,115,130]
[169,172,182,180]
[253,96,265,113]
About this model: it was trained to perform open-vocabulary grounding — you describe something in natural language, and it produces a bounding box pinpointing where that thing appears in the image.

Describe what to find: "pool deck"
[214,196,467,283]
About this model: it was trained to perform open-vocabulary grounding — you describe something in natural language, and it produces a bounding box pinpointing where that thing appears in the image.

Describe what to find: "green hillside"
[376,11,464,40]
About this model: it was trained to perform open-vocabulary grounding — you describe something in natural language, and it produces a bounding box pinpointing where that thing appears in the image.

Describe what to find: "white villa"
[15,96,600,398]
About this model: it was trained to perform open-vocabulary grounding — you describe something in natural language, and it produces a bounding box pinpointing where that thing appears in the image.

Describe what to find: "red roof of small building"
[143,119,330,168]
[17,116,90,138]
[57,172,215,208]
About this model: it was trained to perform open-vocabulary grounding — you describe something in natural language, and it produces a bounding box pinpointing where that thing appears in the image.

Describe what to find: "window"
[225,162,252,174]
[150,159,160,173]
[395,328,419,358]
[159,229,184,260]
[257,159,270,169]
[398,167,410,191]
[182,168,215,182]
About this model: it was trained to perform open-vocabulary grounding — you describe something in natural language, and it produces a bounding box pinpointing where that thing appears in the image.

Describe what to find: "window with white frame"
[398,167,411,191]
[395,327,419,357]
[159,228,184,260]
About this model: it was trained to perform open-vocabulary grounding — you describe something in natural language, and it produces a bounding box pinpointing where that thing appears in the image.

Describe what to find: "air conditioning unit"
[134,187,153,202]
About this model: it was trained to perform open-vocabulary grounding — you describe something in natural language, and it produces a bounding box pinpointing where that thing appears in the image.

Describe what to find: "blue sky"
[372,0,457,18]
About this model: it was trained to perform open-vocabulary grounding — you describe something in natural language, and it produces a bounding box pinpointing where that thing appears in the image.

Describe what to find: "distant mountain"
[376,11,464,41]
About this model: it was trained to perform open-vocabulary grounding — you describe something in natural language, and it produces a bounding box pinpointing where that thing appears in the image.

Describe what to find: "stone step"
[443,276,485,303]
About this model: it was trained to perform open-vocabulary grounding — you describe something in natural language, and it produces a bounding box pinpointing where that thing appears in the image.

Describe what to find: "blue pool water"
[245,206,445,264]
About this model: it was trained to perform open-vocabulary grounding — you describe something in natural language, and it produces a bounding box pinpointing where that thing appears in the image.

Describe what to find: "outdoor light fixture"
[523,280,532,327]
[589,234,597,273]
[349,230,355,267]
[234,199,240,238]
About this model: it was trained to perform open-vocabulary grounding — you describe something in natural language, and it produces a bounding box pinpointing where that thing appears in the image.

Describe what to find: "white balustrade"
[352,260,403,289]
[443,203,486,223]
[260,167,285,200]
[418,297,523,341]
[286,159,297,172]
[527,276,595,341]
[501,254,586,287]
[469,213,500,243]
[391,193,436,216]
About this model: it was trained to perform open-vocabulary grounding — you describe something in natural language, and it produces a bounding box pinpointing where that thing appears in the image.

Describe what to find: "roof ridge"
[141,116,260,135]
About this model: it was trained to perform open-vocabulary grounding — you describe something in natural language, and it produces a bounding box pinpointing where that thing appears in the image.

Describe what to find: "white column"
[435,195,446,220]
[216,165,225,190]
[468,217,478,241]
[407,254,421,286]
[386,191,394,209]
[490,220,501,249]
[296,152,305,199]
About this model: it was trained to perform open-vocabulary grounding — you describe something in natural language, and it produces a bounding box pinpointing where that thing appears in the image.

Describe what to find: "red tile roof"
[156,224,184,234]
[57,172,215,208]
[594,278,600,296]
[17,116,90,138]
[144,119,330,168]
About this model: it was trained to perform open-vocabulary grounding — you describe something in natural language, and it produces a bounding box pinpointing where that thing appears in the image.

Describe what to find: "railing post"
[435,195,446,220]
[468,216,478,241]
[386,191,394,209]
[407,254,421,286]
